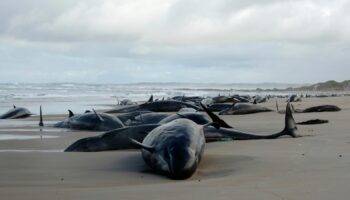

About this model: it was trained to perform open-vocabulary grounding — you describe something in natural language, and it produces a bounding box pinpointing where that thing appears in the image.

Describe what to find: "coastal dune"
[0,96,349,200]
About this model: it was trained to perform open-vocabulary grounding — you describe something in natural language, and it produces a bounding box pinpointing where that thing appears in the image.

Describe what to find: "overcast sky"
[0,0,349,84]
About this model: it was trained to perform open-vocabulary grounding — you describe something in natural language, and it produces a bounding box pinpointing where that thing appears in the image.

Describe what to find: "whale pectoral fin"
[68,110,74,118]
[92,108,104,121]
[203,122,220,129]
[200,102,233,128]
[129,138,155,152]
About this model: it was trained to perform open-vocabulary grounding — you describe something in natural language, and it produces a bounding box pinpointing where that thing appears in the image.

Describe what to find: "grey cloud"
[0,0,349,83]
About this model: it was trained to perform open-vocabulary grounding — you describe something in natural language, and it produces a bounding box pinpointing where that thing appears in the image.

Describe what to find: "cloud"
[0,0,349,83]
[2,0,349,44]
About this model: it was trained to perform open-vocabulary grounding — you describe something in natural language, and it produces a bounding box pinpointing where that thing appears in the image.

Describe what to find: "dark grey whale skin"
[301,105,341,113]
[64,104,297,153]
[219,103,272,115]
[120,112,211,127]
[115,111,152,124]
[158,112,211,125]
[105,100,201,113]
[64,112,210,152]
[203,102,298,142]
[65,124,159,152]
[132,119,205,180]
[124,113,171,126]
[54,112,125,131]
[0,107,32,119]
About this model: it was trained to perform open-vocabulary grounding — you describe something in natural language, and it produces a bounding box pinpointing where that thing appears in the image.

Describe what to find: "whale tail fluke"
[280,102,298,138]
[39,105,44,127]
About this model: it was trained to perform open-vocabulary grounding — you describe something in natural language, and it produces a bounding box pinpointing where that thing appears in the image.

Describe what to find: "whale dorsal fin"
[68,110,74,118]
[13,105,16,109]
[39,105,44,127]
[148,95,153,103]
[129,138,155,152]
[92,108,104,121]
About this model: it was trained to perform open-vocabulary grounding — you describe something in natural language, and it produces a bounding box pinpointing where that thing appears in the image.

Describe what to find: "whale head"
[164,144,197,180]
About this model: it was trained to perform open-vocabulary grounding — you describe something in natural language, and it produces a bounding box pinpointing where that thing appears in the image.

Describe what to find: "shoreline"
[0,96,349,199]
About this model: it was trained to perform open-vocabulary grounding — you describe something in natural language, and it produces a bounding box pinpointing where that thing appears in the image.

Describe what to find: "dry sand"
[0,97,350,200]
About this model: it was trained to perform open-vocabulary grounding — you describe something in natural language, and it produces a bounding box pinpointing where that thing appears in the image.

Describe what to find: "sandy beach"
[0,96,349,200]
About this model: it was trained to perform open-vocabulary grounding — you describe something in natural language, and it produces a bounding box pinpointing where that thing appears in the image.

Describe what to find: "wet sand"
[0,96,350,200]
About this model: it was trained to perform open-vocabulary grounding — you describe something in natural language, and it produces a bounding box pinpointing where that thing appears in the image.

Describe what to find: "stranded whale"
[0,105,32,119]
[130,119,206,179]
[202,102,298,142]
[219,103,272,115]
[54,109,124,131]
[105,100,201,113]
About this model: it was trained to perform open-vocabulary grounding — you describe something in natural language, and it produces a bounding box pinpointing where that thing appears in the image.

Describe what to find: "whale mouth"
[167,146,196,180]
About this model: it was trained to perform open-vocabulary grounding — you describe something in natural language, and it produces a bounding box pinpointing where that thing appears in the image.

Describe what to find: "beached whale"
[122,109,232,128]
[0,105,32,119]
[219,103,272,115]
[276,103,341,114]
[253,96,267,104]
[130,118,206,179]
[202,103,298,141]
[54,109,124,131]
[139,100,201,112]
[65,124,159,152]
[232,95,250,103]
[207,103,233,112]
[64,102,294,153]
[124,113,172,126]
[212,95,234,103]
[115,111,153,124]
[64,102,295,152]
[300,105,341,113]
[64,108,233,152]
[288,94,302,102]
[297,119,329,125]
[158,112,211,125]
[124,112,210,126]
[105,100,201,113]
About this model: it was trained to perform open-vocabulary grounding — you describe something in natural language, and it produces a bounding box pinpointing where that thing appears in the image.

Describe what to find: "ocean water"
[0,82,300,115]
